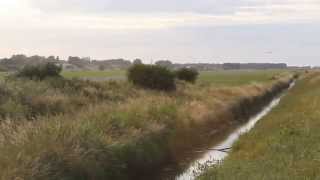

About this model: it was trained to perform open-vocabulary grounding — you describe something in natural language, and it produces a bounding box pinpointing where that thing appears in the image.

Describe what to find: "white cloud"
[0,0,319,31]
[1,0,320,65]
[27,0,249,14]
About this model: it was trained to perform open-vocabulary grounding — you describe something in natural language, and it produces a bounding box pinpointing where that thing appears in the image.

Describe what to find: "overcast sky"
[1,0,320,65]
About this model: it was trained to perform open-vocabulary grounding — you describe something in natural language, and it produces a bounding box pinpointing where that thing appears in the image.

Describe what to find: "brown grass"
[0,74,295,180]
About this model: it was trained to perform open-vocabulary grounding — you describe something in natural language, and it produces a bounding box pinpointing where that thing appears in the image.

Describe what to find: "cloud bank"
[0,0,320,65]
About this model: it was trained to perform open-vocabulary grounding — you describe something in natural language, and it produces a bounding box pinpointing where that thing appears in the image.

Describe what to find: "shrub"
[175,68,199,83]
[127,64,175,91]
[17,63,62,80]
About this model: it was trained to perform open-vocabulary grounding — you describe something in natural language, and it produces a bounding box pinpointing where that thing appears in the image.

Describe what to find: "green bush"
[127,64,175,91]
[17,63,62,80]
[175,68,199,83]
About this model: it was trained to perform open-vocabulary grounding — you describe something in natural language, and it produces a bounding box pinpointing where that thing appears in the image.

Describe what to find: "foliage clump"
[127,64,175,91]
[175,68,199,83]
[16,63,62,80]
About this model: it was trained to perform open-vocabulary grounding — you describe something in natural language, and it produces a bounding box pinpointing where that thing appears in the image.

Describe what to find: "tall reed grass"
[0,74,295,179]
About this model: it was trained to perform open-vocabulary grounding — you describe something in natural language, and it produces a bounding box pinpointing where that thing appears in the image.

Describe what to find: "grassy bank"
[0,71,294,180]
[199,72,320,180]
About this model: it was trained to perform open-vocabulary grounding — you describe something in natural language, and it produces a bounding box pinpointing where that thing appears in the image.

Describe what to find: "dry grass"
[0,73,295,180]
[0,77,138,120]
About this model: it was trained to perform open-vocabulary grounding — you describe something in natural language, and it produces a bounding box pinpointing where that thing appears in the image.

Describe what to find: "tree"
[68,56,89,68]
[127,64,175,91]
[175,68,199,83]
[16,63,62,80]
[155,60,173,68]
[99,65,106,71]
[133,59,143,65]
[47,56,56,62]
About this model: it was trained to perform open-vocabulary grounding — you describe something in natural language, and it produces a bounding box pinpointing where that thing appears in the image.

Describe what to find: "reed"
[0,72,295,179]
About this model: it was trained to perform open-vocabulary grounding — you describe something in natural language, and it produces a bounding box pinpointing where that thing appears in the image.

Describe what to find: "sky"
[1,0,320,65]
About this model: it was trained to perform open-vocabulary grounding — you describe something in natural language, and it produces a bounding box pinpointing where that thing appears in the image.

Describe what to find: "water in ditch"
[152,82,295,180]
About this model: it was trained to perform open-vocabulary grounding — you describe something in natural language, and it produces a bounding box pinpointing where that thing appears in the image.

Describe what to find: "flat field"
[62,69,287,86]
[198,70,287,86]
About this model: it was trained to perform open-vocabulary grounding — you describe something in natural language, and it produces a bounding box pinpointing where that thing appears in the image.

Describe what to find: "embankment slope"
[200,72,320,180]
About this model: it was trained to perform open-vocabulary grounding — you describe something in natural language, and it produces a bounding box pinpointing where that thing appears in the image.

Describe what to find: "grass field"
[62,70,126,79]
[62,70,288,86]
[199,72,320,180]
[198,70,287,86]
[0,72,8,80]
[1,69,287,85]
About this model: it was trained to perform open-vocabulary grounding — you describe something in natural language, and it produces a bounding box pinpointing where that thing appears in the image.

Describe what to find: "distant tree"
[68,56,89,68]
[155,60,173,68]
[16,63,62,80]
[133,59,143,65]
[99,65,106,71]
[11,54,27,61]
[128,64,175,91]
[175,68,199,83]
[29,55,45,62]
[7,54,28,69]
[47,56,56,62]
[82,57,91,62]
[68,56,81,62]
[10,54,28,66]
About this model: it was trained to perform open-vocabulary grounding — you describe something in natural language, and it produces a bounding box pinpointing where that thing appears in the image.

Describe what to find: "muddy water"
[155,82,295,180]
